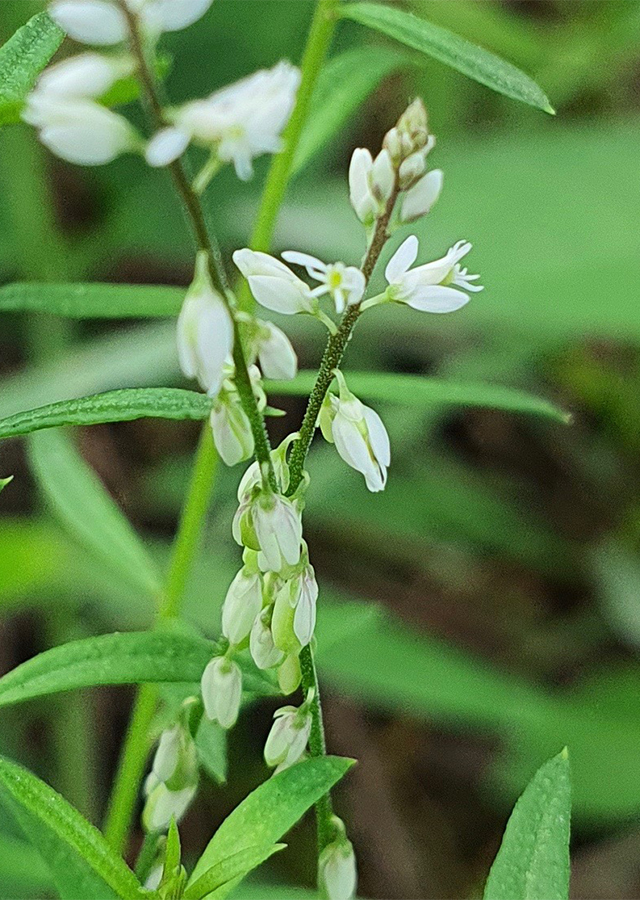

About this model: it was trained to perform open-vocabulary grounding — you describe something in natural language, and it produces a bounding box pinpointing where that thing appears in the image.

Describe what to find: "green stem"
[300,645,333,852]
[237,0,340,312]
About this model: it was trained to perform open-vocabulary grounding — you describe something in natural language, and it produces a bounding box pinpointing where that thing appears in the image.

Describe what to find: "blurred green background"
[1,1,640,897]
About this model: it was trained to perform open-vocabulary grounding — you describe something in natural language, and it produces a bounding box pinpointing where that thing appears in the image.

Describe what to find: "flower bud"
[398,150,427,190]
[210,392,254,467]
[221,567,263,646]
[201,656,242,729]
[256,320,298,381]
[369,149,395,204]
[400,169,443,223]
[35,52,132,99]
[177,252,234,398]
[49,0,129,46]
[234,488,303,573]
[277,652,302,694]
[250,608,284,670]
[395,97,429,154]
[348,148,377,226]
[142,723,198,833]
[143,781,197,834]
[264,704,312,769]
[319,836,357,900]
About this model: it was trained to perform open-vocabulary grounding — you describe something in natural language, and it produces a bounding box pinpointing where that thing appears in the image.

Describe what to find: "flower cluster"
[25,2,300,179]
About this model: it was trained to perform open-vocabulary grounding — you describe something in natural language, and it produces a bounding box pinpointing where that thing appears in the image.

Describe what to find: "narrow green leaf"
[267,371,570,423]
[28,429,162,599]
[484,749,571,900]
[0,630,273,708]
[0,833,53,894]
[0,475,12,492]
[189,757,354,894]
[0,388,211,440]
[0,281,184,318]
[183,845,284,900]
[0,631,213,708]
[339,3,554,113]
[0,756,146,900]
[293,45,411,175]
[0,12,64,126]
[164,819,182,881]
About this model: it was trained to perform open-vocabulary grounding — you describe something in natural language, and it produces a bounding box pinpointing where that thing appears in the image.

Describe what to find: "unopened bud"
[222,567,264,646]
[277,652,302,694]
[400,169,443,223]
[201,656,242,729]
[264,704,312,769]
[319,823,357,900]
[398,150,426,190]
[250,608,284,670]
[396,98,428,152]
[369,149,395,204]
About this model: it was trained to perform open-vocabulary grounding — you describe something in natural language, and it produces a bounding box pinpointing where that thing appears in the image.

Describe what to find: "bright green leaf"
[268,370,569,423]
[0,476,12,492]
[0,832,53,894]
[0,388,211,440]
[293,45,411,175]
[339,3,553,112]
[484,750,571,900]
[189,757,354,895]
[0,12,64,126]
[28,429,162,599]
[0,282,183,318]
[183,845,284,900]
[0,756,146,900]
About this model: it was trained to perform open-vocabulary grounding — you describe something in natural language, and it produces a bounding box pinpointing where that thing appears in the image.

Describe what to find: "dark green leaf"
[0,388,211,440]
[339,3,553,112]
[484,750,571,900]
[0,756,146,899]
[268,370,570,423]
[0,12,64,126]
[183,845,284,900]
[28,429,162,599]
[0,282,184,318]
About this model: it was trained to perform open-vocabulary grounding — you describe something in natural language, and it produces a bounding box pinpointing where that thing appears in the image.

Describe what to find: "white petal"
[142,0,214,32]
[404,285,470,313]
[344,267,366,306]
[257,322,298,381]
[35,53,123,98]
[39,104,133,165]
[370,148,394,203]
[233,248,294,279]
[49,0,129,45]
[332,415,376,483]
[194,299,234,396]
[281,250,327,278]
[247,275,311,315]
[401,169,443,223]
[407,241,472,287]
[363,406,391,468]
[146,127,191,167]
[385,235,419,284]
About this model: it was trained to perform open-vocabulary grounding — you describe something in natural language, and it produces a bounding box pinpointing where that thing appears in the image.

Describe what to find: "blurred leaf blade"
[484,749,571,900]
[183,845,285,900]
[28,429,162,599]
[0,756,146,899]
[0,12,64,126]
[268,370,569,422]
[339,3,554,112]
[0,388,211,440]
[0,282,184,318]
[0,476,12,492]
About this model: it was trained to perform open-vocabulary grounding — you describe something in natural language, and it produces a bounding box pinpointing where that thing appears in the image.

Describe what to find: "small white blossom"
[400,169,443,223]
[234,490,302,572]
[221,567,263,645]
[151,725,182,783]
[49,0,214,46]
[142,722,198,833]
[256,320,298,381]
[34,52,132,99]
[177,252,234,397]
[210,392,254,466]
[143,781,197,833]
[319,838,357,900]
[384,235,482,313]
[321,371,390,493]
[250,609,284,669]
[146,61,300,179]
[281,251,365,315]
[348,147,395,226]
[264,704,312,770]
[233,249,315,316]
[201,656,242,729]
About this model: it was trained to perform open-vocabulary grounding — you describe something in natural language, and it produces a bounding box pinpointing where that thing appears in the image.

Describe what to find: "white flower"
[210,392,254,466]
[321,371,390,493]
[348,147,396,226]
[384,235,482,313]
[201,656,242,729]
[22,95,136,165]
[49,0,213,46]
[221,567,263,645]
[319,839,357,900]
[400,169,443,223]
[250,610,284,670]
[142,781,197,833]
[281,251,365,315]
[264,705,312,769]
[34,52,131,99]
[177,252,234,397]
[145,61,300,179]
[233,249,315,316]
[151,725,181,783]
[256,320,297,381]
[142,722,198,832]
[239,492,302,572]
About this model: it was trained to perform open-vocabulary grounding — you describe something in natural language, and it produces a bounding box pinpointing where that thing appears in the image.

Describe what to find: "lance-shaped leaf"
[0,630,273,708]
[0,388,211,440]
[293,45,412,175]
[0,12,64,126]
[267,371,570,423]
[339,3,554,113]
[183,845,284,900]
[0,281,184,318]
[28,429,162,599]
[0,756,147,900]
[189,757,354,896]
[483,749,571,900]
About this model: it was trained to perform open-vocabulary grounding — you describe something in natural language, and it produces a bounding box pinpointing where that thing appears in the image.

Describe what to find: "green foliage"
[339,3,553,112]
[0,756,146,900]
[0,282,183,318]
[0,12,64,126]
[189,757,354,892]
[0,388,211,439]
[0,476,12,492]
[484,750,571,900]
[183,845,285,900]
[28,429,162,599]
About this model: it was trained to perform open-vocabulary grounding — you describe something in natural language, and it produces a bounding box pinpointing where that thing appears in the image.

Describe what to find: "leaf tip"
[0,475,14,492]
[560,746,569,761]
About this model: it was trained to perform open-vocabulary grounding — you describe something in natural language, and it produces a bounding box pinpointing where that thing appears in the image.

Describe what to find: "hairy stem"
[237,0,340,312]
[300,645,334,851]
